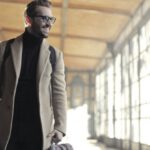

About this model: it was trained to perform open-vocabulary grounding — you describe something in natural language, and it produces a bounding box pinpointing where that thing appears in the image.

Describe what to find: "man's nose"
[45,20,51,27]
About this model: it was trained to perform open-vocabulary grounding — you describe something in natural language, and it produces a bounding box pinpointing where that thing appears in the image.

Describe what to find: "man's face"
[30,6,54,38]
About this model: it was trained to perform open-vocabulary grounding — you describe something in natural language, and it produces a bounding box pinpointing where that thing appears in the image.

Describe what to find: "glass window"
[116,110,122,120]
[96,74,101,103]
[140,26,147,52]
[115,120,122,139]
[96,17,150,145]
[124,108,130,120]
[125,119,130,140]
[99,72,106,113]
[131,82,139,107]
[100,113,107,135]
[107,64,114,138]
[141,103,150,118]
[97,71,107,136]
[145,20,150,46]
[140,76,150,104]
[140,119,150,145]
[123,87,130,108]
[132,120,139,142]
[95,74,101,136]
[132,106,139,119]
[131,35,139,59]
[115,54,121,110]
[140,48,150,77]
[122,44,129,66]
[123,65,129,87]
[129,58,139,83]
[122,45,129,87]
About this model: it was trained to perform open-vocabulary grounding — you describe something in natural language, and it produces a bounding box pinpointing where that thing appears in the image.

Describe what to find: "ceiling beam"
[0,0,132,17]
[2,27,110,43]
[67,34,110,43]
[68,4,132,17]
[113,0,146,51]
[64,53,108,60]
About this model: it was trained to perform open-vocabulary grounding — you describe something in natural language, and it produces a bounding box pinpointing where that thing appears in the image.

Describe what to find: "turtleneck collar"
[23,28,43,47]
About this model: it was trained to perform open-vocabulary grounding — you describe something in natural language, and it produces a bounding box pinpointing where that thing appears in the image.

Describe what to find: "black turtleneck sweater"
[20,29,42,80]
[9,29,43,144]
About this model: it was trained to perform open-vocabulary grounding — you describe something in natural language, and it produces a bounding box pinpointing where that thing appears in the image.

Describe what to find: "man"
[0,0,67,150]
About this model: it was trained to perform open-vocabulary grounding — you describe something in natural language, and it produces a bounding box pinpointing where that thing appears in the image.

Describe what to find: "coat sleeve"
[51,48,67,135]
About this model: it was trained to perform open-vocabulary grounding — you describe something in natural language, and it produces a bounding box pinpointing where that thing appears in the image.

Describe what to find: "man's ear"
[25,15,32,26]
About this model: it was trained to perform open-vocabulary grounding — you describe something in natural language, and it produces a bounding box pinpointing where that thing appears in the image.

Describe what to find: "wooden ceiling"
[0,0,143,71]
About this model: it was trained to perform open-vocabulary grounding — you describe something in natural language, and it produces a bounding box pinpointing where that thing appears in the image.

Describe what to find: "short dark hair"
[26,0,52,18]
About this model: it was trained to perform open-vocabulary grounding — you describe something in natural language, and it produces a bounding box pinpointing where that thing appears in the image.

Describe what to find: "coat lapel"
[10,35,23,78]
[10,35,50,83]
[37,39,50,83]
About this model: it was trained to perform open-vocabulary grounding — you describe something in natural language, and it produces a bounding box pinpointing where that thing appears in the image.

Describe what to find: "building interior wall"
[94,9,150,150]
[0,1,150,150]
[66,1,150,150]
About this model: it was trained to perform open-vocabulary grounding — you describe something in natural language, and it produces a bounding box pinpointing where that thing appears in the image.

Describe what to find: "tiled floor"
[62,138,118,150]
[74,140,116,150]
[62,106,118,150]
[87,140,118,150]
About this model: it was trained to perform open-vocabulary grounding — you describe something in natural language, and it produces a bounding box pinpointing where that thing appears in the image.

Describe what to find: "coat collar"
[10,34,50,81]
[11,34,23,78]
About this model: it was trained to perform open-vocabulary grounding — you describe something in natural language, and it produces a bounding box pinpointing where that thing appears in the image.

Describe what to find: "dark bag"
[49,143,74,150]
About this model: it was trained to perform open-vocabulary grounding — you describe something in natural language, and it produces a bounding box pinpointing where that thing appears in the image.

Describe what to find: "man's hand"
[51,130,63,144]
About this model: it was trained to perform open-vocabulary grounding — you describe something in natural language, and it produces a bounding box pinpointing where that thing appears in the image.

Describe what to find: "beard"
[40,27,50,38]
[29,25,50,38]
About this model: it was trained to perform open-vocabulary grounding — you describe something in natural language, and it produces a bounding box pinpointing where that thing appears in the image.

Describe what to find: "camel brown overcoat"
[0,34,67,150]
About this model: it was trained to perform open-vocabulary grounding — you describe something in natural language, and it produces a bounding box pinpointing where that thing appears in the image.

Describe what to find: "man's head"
[25,0,56,38]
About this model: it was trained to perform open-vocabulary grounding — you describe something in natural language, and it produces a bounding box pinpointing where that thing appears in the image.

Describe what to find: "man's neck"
[26,27,42,39]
